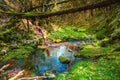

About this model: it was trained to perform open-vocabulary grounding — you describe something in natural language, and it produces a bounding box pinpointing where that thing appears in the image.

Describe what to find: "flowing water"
[33,45,75,75]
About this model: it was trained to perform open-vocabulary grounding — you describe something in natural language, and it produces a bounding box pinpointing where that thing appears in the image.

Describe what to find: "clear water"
[33,46,75,75]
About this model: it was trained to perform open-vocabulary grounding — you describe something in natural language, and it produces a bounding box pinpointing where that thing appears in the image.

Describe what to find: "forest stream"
[1,40,92,80]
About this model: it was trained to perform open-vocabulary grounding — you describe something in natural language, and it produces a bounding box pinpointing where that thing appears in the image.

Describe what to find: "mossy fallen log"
[0,0,120,19]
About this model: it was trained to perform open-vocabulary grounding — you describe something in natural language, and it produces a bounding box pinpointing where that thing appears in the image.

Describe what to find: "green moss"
[59,56,70,64]
[4,45,34,61]
[48,25,88,42]
[56,51,120,80]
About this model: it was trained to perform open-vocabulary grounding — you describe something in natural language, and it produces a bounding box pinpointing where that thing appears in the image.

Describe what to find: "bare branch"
[9,70,24,80]
[0,64,10,71]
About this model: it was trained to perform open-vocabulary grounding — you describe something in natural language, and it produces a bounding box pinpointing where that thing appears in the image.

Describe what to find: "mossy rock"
[59,56,70,64]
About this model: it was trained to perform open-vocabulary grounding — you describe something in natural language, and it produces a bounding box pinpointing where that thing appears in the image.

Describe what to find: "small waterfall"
[57,46,67,57]
[49,46,75,60]
[50,46,67,58]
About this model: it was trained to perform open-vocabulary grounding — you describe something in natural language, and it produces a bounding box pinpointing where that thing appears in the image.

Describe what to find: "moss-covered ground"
[56,44,120,80]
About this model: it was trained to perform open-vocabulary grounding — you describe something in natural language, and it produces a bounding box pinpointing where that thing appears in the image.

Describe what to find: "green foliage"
[0,26,17,40]
[0,18,38,61]
[0,24,37,61]
[89,9,120,48]
[48,25,88,42]
[75,45,110,58]
[4,45,34,61]
[91,15,120,40]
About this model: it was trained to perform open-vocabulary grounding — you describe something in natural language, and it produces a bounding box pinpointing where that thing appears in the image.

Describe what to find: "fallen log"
[0,0,120,19]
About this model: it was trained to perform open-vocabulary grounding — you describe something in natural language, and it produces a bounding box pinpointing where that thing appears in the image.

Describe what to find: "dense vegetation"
[0,0,120,80]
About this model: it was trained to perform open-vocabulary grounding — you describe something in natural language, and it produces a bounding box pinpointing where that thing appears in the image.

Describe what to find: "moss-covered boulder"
[59,56,70,64]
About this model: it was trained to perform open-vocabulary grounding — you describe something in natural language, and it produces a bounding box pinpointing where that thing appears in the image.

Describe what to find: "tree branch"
[0,64,9,71]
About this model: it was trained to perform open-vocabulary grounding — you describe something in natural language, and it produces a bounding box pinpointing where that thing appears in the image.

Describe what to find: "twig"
[0,64,10,72]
